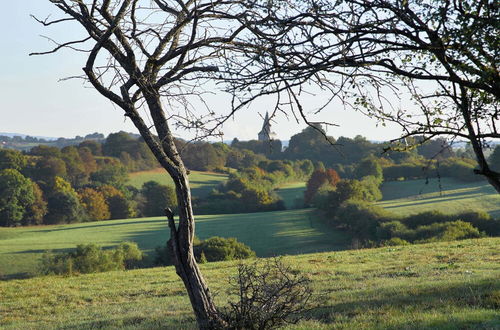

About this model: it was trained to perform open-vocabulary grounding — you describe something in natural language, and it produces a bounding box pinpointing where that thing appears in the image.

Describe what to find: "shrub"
[380,237,410,246]
[221,258,313,330]
[322,179,382,212]
[413,221,485,243]
[332,200,393,240]
[195,237,255,262]
[440,158,483,182]
[376,221,410,240]
[155,237,255,265]
[402,210,500,236]
[40,242,143,275]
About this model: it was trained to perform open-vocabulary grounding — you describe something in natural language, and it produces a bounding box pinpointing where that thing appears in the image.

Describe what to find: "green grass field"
[1,238,498,329]
[128,168,228,197]
[378,178,500,217]
[0,209,349,279]
[275,181,306,209]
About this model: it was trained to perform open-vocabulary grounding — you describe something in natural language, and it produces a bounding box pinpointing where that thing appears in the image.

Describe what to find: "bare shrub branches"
[221,258,313,330]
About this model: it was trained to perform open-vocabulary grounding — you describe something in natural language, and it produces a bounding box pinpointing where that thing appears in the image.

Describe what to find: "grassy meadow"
[0,209,349,279]
[378,178,500,217]
[128,168,228,197]
[1,238,498,329]
[275,182,307,209]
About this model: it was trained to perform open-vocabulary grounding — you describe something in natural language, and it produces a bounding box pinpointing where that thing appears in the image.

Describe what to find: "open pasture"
[378,178,500,217]
[274,181,306,209]
[128,168,228,197]
[1,238,498,329]
[0,209,349,279]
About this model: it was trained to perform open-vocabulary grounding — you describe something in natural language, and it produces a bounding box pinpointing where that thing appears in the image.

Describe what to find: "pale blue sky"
[0,2,401,141]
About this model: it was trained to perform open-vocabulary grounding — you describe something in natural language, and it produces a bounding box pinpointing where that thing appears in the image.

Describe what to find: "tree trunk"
[166,172,224,329]
[135,93,224,329]
[459,87,500,194]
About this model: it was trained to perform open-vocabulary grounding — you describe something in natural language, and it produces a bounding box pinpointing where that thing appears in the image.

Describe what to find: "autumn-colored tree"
[23,182,48,225]
[304,169,340,205]
[99,185,135,220]
[325,169,341,186]
[45,177,86,224]
[78,188,111,221]
[78,147,98,175]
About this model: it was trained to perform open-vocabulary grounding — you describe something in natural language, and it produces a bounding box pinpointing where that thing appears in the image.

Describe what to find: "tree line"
[302,160,499,248]
[2,126,499,227]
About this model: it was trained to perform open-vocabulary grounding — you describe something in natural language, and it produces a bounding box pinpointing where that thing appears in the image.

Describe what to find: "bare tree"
[223,0,500,192]
[31,1,259,327]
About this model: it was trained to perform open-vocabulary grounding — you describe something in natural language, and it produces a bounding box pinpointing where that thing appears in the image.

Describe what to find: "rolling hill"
[0,209,349,279]
[378,178,500,217]
[1,238,498,329]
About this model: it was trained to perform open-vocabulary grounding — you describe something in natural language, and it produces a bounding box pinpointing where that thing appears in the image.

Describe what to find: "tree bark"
[458,87,500,193]
[138,93,223,329]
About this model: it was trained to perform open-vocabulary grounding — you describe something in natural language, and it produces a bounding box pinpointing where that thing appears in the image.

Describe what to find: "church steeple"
[258,112,277,141]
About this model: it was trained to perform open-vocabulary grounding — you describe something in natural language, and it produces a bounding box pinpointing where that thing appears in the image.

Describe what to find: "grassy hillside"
[1,238,498,329]
[128,168,228,197]
[0,209,349,279]
[275,181,306,209]
[378,178,500,217]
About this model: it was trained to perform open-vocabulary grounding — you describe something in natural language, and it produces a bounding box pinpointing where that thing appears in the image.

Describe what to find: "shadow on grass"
[57,315,196,330]
[381,179,494,201]
[11,247,72,254]
[0,272,34,280]
[124,211,350,258]
[32,218,164,233]
[308,278,499,327]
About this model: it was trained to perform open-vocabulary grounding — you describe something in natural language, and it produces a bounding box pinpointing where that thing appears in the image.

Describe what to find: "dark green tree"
[32,157,67,187]
[0,169,36,227]
[141,181,177,217]
[353,158,383,181]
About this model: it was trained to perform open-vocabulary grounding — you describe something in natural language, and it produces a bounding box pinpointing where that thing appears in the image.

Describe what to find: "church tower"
[258,112,277,141]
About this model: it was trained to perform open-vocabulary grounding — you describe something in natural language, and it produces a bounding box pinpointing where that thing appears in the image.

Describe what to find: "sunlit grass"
[128,168,228,197]
[378,178,500,217]
[1,238,498,329]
